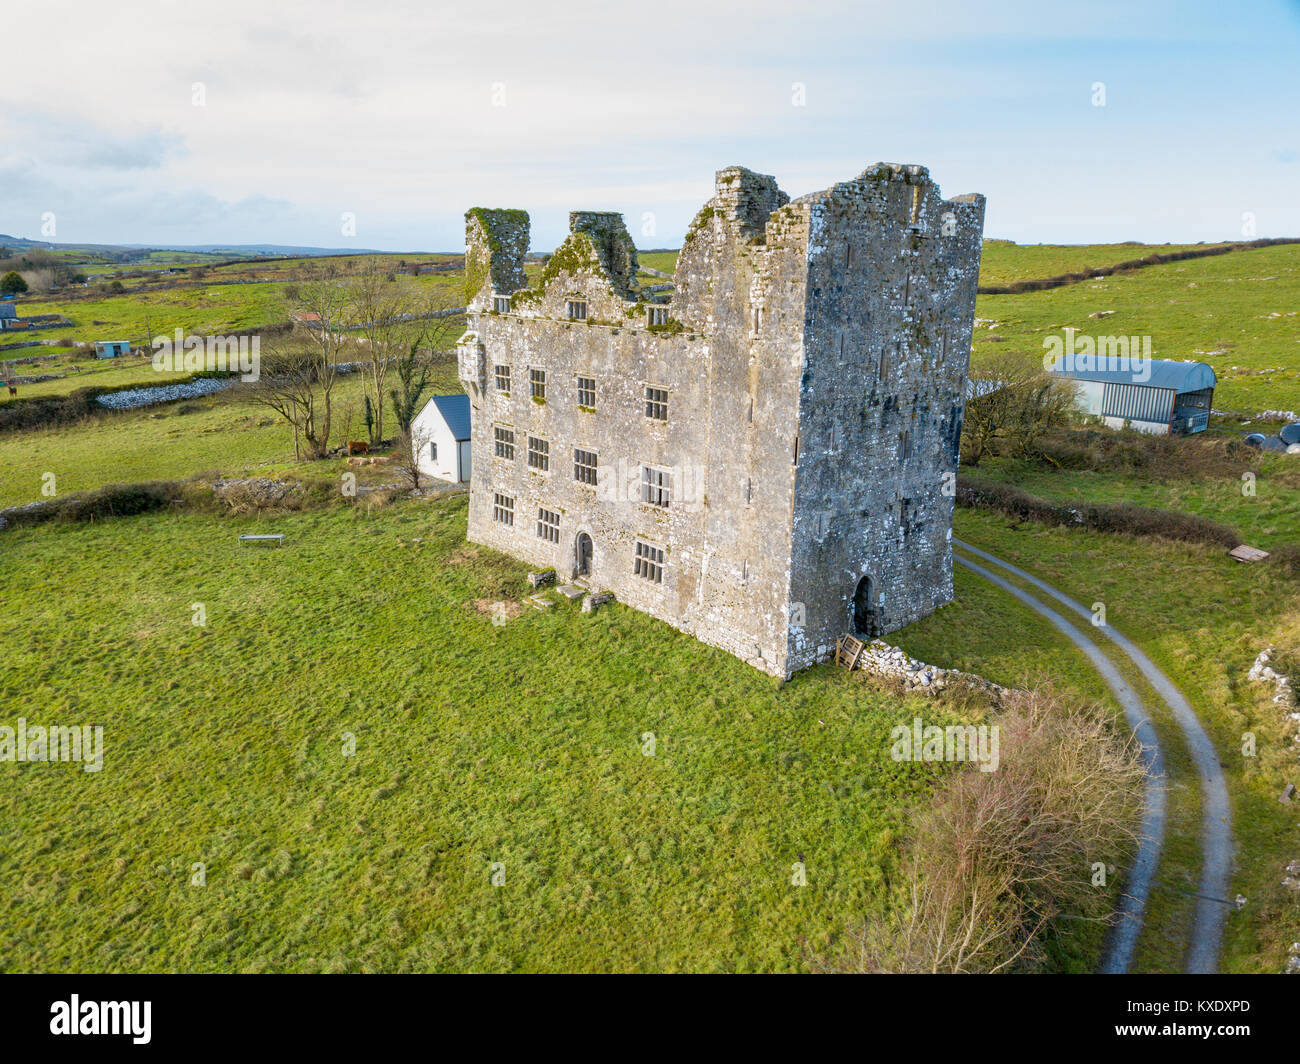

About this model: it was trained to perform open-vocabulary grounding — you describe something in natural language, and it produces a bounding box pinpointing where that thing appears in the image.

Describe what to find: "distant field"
[2,352,196,400]
[638,251,679,275]
[972,243,1300,414]
[0,357,463,508]
[977,241,1218,288]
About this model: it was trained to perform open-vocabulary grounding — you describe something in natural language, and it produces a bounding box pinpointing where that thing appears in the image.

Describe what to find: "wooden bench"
[238,534,285,548]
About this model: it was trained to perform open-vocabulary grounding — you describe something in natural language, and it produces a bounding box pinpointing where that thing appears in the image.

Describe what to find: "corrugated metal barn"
[1047,358,1216,435]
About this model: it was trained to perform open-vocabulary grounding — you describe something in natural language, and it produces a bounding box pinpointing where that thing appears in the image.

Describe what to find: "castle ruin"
[457,163,985,677]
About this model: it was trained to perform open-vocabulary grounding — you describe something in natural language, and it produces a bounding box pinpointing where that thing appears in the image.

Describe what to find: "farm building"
[458,161,985,677]
[0,302,16,330]
[1047,358,1216,435]
[94,340,132,359]
[411,394,471,484]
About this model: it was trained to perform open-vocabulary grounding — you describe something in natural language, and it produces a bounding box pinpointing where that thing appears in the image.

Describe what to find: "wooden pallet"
[836,635,866,670]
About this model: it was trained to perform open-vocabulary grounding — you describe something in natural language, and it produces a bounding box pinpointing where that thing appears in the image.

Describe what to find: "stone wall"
[787,164,985,670]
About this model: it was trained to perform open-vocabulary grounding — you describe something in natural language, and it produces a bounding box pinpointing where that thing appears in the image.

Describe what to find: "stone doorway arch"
[575,532,593,578]
[853,575,879,638]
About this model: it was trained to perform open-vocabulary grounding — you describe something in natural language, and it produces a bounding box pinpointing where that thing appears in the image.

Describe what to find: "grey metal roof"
[424,393,471,440]
[1047,358,1216,393]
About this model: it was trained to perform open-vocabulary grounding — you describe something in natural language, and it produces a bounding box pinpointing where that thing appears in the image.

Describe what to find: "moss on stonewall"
[684,205,718,243]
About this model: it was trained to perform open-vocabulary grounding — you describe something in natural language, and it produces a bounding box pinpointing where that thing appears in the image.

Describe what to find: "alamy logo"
[152,328,260,381]
[50,995,151,1044]
[0,719,103,772]
[1042,327,1151,383]
[890,717,1000,772]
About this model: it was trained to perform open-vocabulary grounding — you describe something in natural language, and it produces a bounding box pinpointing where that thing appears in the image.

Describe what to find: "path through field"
[954,539,1234,973]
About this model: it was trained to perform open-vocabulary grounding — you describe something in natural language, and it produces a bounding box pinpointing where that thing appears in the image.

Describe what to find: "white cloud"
[2,0,1298,248]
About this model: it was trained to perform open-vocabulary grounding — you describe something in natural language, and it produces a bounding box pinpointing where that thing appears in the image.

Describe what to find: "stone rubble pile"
[1250,649,1300,973]
[1247,647,1294,706]
[852,638,1005,696]
[95,377,233,410]
[211,477,293,506]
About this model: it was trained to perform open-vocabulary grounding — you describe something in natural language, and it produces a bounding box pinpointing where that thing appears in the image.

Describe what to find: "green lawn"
[1,497,988,973]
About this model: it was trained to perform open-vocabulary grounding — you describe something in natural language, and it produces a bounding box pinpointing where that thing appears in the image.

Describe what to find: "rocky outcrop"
[1248,647,1294,705]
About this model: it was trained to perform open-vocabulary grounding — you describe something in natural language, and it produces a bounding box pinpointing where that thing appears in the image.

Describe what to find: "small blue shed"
[95,340,132,359]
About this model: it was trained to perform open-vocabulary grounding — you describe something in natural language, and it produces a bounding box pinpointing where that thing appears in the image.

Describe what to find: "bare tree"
[247,344,327,459]
[349,266,465,446]
[962,354,1075,467]
[273,264,351,457]
[387,297,462,440]
[349,259,410,445]
[391,421,436,492]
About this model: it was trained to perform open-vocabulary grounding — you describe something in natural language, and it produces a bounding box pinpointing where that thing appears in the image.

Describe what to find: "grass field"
[4,238,1299,973]
[0,358,464,508]
[972,244,1300,413]
[966,450,1300,550]
[1,497,989,973]
[976,240,1219,288]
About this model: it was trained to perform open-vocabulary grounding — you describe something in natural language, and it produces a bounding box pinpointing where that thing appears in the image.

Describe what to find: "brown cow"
[347,440,370,456]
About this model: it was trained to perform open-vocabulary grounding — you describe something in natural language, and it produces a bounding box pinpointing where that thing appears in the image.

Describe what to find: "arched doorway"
[575,532,593,577]
[853,575,878,637]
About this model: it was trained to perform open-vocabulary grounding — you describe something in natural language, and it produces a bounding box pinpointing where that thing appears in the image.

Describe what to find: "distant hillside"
[0,236,387,258]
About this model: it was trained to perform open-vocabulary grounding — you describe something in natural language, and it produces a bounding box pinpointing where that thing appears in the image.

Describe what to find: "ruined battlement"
[464,207,530,305]
[713,166,789,242]
[568,212,640,299]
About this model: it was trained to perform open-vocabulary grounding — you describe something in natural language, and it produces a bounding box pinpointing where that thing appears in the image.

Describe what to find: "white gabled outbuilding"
[411,393,471,483]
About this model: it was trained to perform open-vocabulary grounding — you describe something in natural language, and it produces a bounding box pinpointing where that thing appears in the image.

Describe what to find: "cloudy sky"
[4,0,1298,252]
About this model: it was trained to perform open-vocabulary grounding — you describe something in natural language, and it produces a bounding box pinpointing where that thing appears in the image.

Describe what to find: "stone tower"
[458,163,985,677]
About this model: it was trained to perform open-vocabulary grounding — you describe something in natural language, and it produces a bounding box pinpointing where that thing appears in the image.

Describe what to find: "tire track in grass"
[956,539,1234,973]
[952,553,1166,974]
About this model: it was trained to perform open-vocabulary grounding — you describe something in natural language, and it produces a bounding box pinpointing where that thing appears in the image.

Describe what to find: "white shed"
[411,393,471,484]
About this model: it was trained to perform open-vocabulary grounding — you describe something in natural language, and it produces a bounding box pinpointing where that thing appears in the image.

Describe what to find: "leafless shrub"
[818,686,1146,973]
[962,354,1076,466]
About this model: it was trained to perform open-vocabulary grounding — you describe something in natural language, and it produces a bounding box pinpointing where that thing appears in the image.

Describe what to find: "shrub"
[1034,427,1251,480]
[2,481,184,528]
[1267,543,1300,577]
[957,477,1240,548]
[0,387,103,433]
[818,686,1146,973]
